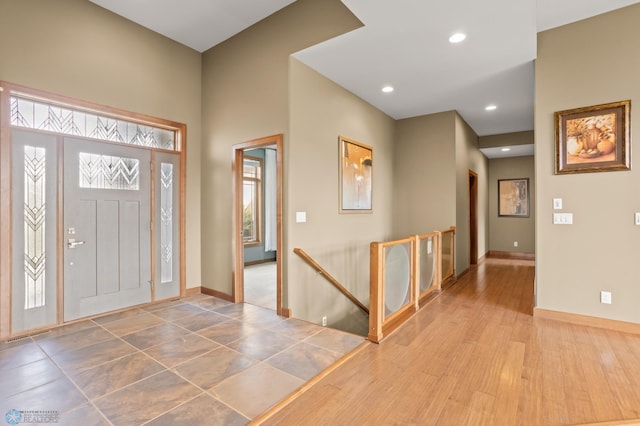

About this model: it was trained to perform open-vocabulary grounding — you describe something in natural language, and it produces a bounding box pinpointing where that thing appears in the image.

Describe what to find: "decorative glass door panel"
[154,152,180,300]
[11,130,58,333]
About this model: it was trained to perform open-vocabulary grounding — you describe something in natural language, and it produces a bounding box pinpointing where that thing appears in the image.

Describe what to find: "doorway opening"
[232,135,283,316]
[468,169,478,265]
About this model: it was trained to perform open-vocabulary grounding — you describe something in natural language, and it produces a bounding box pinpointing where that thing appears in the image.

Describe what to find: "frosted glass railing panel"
[369,228,454,343]
[441,229,454,281]
[419,236,436,293]
[383,242,411,319]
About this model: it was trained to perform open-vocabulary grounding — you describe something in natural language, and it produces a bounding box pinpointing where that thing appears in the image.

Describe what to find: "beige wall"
[200,0,362,294]
[393,112,487,275]
[393,112,457,237]
[0,0,203,288]
[288,59,395,332]
[455,114,489,272]
[535,3,640,323]
[1,0,552,329]
[479,131,534,149]
[489,156,535,253]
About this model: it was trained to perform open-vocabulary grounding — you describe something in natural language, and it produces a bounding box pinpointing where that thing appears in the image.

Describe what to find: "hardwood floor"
[260,259,640,425]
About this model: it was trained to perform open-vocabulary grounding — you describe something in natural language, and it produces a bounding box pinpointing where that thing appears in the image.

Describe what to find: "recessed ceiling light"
[382,86,394,93]
[449,33,466,43]
[501,148,511,152]
[485,105,497,111]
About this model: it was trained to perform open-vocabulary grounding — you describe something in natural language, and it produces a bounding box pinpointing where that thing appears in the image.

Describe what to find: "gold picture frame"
[555,100,631,174]
[339,136,372,213]
[498,178,529,218]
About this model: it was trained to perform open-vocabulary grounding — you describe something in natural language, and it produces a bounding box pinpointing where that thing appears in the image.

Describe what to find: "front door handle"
[68,238,86,249]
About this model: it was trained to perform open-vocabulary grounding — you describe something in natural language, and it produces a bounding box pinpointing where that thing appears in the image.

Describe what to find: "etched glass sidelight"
[79,153,140,190]
[160,163,173,283]
[10,96,175,150]
[23,146,47,309]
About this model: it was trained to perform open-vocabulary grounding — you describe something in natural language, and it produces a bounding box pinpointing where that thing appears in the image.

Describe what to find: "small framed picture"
[555,100,630,174]
[498,178,529,218]
[339,136,372,213]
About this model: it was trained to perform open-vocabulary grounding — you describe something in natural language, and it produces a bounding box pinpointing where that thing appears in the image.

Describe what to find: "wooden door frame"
[232,134,284,316]
[0,81,187,339]
[468,170,478,265]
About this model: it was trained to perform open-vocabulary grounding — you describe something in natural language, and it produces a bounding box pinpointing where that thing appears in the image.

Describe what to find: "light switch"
[553,198,562,210]
[635,212,640,225]
[296,211,307,223]
[553,213,573,225]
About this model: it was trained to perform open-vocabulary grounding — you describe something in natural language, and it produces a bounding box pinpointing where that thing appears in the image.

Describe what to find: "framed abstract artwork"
[339,136,372,213]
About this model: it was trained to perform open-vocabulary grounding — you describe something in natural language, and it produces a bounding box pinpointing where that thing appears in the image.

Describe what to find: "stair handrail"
[293,248,369,315]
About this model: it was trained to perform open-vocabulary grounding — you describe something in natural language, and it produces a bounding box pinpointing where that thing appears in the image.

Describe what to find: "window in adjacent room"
[243,156,262,245]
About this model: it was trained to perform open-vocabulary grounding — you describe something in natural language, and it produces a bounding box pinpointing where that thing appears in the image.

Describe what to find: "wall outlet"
[600,291,612,304]
[322,316,327,326]
[513,241,518,247]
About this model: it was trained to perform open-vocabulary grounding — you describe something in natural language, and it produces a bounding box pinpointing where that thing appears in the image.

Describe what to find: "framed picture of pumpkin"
[555,100,630,174]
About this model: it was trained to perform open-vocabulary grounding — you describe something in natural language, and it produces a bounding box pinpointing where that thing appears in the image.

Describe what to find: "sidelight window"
[23,145,47,309]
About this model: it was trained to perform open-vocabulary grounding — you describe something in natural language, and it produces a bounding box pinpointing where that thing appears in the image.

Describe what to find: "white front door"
[63,137,151,321]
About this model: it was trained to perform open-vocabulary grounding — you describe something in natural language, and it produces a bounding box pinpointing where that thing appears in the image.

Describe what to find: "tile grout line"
[5,296,368,425]
[31,335,115,425]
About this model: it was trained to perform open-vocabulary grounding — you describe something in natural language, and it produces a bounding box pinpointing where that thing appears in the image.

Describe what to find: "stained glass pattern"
[160,163,173,283]
[10,96,175,150]
[79,153,140,190]
[24,146,47,309]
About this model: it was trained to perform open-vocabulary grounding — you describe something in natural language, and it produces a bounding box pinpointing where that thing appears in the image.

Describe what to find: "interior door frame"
[468,169,478,265]
[232,134,284,316]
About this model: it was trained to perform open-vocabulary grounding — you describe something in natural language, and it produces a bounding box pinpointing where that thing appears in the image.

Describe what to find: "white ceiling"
[89,0,297,52]
[90,0,639,146]
[479,145,535,160]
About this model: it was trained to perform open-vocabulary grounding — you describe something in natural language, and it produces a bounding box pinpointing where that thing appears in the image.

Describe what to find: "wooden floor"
[260,258,640,426]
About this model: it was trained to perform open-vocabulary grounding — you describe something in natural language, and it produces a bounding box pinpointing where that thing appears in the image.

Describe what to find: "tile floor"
[0,295,364,425]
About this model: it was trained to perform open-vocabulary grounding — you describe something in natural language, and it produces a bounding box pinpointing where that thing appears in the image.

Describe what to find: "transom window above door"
[10,96,179,151]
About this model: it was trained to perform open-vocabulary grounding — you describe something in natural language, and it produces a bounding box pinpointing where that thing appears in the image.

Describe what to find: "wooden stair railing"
[293,248,369,316]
